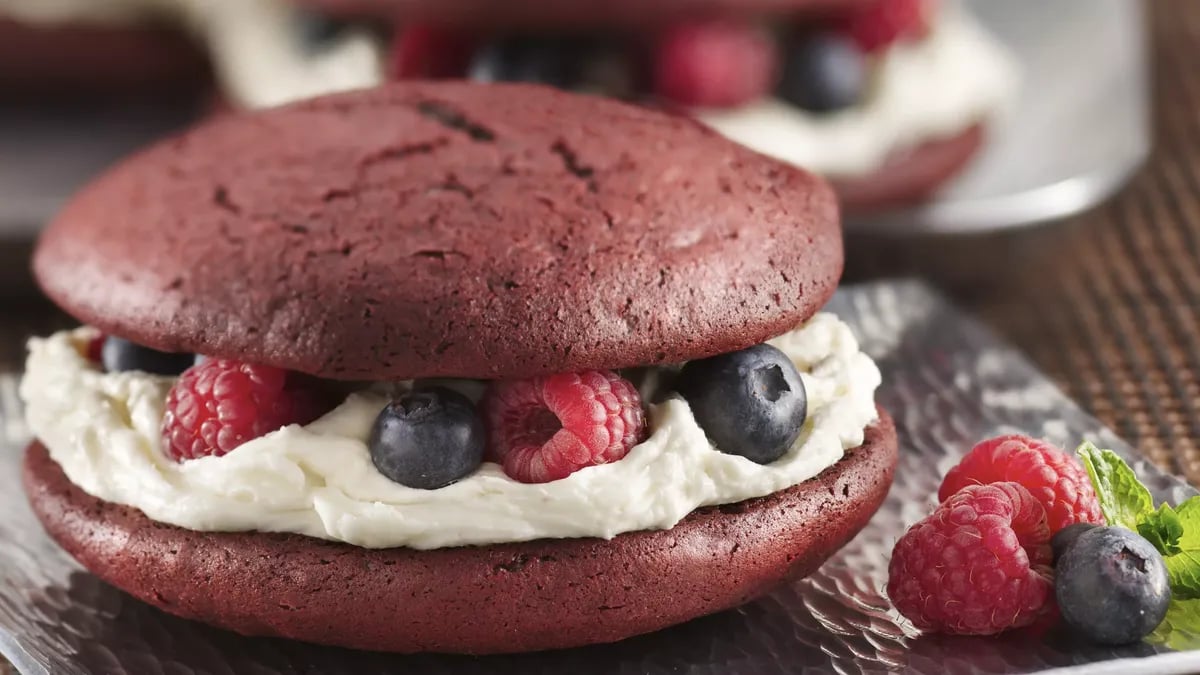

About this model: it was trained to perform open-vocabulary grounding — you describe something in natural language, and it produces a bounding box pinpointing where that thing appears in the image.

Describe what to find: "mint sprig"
[1077,441,1153,530]
[1138,503,1184,555]
[1077,442,1200,613]
[1162,498,1200,601]
[1149,599,1200,650]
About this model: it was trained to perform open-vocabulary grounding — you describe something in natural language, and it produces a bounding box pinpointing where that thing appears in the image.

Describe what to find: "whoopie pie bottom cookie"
[24,414,895,654]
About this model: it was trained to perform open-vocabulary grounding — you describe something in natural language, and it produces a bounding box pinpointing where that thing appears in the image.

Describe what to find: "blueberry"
[675,344,807,464]
[101,336,194,375]
[468,35,633,95]
[368,387,485,490]
[1051,522,1100,564]
[469,36,580,88]
[777,32,867,113]
[295,12,353,52]
[1056,526,1171,645]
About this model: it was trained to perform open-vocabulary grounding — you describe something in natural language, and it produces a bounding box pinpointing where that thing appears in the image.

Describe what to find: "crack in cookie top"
[34,82,841,380]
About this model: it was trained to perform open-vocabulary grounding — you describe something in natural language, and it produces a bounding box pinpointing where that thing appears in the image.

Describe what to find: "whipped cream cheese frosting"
[22,313,881,550]
[694,7,1018,177]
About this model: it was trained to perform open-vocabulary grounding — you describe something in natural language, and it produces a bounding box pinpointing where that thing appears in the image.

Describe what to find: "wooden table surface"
[0,0,1196,671]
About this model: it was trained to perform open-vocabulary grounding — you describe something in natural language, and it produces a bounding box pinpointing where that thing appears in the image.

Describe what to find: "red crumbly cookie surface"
[888,482,1054,636]
[24,411,897,654]
[938,434,1104,534]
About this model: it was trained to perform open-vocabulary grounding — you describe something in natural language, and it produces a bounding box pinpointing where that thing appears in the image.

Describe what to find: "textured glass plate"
[1,281,1198,675]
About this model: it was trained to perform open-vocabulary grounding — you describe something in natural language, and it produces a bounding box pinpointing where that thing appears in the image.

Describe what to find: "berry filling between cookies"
[22,314,880,549]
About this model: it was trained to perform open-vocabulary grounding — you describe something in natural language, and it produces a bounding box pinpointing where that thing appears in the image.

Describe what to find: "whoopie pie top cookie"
[34,81,841,381]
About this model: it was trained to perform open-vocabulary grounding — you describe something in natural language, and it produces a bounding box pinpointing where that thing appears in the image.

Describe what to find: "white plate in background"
[851,0,1151,234]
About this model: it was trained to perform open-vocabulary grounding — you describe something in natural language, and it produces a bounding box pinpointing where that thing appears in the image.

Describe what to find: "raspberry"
[162,360,328,462]
[652,19,778,108]
[483,370,647,483]
[84,332,106,363]
[887,482,1054,635]
[389,24,474,79]
[939,435,1104,534]
[836,0,937,53]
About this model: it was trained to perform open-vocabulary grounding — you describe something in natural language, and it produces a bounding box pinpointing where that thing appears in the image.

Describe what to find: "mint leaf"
[1165,554,1200,601]
[1139,503,1184,555]
[1072,443,1200,622]
[1159,497,1200,600]
[1173,497,1200,545]
[1138,503,1200,598]
[1148,599,1200,650]
[1076,442,1153,530]
[1076,445,1200,599]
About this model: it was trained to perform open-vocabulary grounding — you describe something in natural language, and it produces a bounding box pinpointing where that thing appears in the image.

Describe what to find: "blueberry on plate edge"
[1055,525,1171,645]
[674,343,807,465]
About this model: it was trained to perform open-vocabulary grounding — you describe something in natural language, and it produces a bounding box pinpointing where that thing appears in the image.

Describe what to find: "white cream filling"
[21,313,881,550]
[694,7,1019,177]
